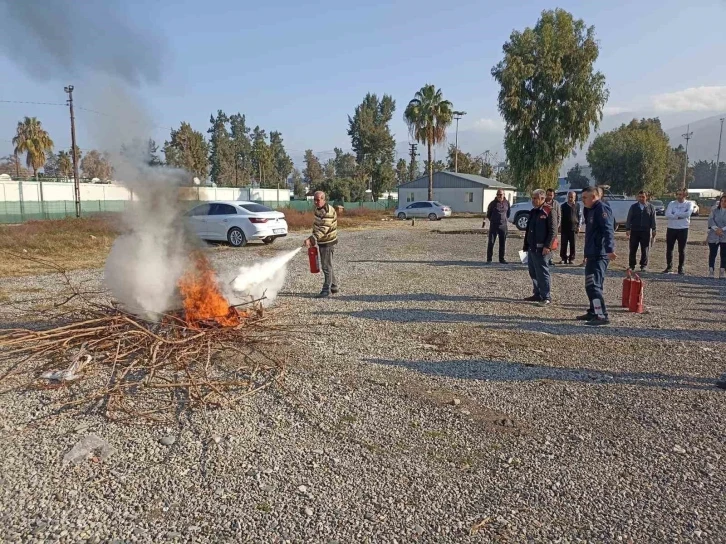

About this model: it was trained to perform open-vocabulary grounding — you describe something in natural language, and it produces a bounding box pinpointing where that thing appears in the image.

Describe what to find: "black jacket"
[625,202,657,233]
[560,201,582,232]
[523,205,556,252]
[486,198,510,226]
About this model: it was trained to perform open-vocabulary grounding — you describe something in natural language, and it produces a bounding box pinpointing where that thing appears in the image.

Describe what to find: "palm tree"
[57,150,73,178]
[403,84,454,200]
[12,117,54,179]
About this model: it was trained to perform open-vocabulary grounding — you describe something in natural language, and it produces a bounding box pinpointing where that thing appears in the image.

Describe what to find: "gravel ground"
[0,217,724,543]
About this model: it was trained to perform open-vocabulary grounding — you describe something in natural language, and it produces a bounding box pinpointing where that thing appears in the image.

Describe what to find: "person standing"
[625,191,657,272]
[523,189,556,306]
[545,188,561,231]
[663,188,695,275]
[559,191,582,264]
[578,186,616,326]
[303,191,339,298]
[707,193,726,278]
[485,190,510,264]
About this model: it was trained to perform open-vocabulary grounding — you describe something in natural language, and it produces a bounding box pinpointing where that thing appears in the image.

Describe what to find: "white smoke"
[227,249,302,308]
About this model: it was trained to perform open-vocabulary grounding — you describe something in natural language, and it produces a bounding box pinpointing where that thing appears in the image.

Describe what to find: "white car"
[395,201,451,220]
[184,201,288,247]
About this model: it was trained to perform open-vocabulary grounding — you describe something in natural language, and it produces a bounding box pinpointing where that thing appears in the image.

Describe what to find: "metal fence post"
[18,181,25,222]
[39,180,46,219]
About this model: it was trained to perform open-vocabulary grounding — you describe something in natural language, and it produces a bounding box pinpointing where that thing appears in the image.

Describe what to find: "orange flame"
[177,253,240,328]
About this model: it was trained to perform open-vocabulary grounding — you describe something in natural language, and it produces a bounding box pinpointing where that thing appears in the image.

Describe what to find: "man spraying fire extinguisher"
[303,191,339,298]
[578,186,617,326]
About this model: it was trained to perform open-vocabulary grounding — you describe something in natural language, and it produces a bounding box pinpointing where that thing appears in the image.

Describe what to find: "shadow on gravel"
[367,357,718,391]
[325,308,723,341]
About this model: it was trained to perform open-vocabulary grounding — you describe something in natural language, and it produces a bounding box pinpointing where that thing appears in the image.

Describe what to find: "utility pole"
[682,124,693,188]
[453,111,466,173]
[715,118,724,190]
[408,142,418,181]
[65,85,81,218]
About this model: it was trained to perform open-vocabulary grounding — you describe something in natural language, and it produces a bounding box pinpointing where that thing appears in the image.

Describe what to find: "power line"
[0,100,66,106]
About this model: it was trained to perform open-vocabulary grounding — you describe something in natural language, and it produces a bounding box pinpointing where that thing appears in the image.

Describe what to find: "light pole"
[715,118,724,190]
[65,85,81,217]
[682,124,693,188]
[453,111,466,173]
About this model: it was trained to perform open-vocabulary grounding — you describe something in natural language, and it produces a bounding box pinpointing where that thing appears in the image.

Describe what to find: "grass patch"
[0,216,119,277]
[256,503,272,513]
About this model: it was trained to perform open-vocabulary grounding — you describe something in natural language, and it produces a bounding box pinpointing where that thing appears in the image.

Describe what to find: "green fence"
[0,198,397,224]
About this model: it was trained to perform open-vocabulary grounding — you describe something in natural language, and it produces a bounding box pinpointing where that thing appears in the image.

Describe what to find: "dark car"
[651,199,665,216]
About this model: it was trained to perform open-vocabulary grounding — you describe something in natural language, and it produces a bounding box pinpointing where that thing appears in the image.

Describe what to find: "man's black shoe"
[485,260,493,264]
[330,287,339,294]
[584,317,610,326]
[678,267,685,275]
[315,291,330,299]
[716,374,726,390]
[576,313,596,321]
[523,295,541,302]
[537,299,551,306]
[499,260,508,264]
[662,267,673,274]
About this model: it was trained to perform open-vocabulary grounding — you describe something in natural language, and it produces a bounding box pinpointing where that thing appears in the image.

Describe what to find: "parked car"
[184,201,288,247]
[395,201,451,220]
[508,190,635,231]
[651,199,665,216]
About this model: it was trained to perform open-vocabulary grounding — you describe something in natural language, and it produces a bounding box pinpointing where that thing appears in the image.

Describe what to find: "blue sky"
[1,0,725,165]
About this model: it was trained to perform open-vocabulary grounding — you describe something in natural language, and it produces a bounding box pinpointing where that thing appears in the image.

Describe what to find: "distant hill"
[665,114,725,163]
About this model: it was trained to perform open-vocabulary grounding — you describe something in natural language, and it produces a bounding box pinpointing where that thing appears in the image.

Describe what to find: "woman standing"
[707,194,726,278]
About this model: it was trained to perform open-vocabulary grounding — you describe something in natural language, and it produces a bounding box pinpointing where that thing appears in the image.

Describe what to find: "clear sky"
[1,0,725,164]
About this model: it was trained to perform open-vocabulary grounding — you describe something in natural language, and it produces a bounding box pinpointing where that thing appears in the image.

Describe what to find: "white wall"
[0,181,290,204]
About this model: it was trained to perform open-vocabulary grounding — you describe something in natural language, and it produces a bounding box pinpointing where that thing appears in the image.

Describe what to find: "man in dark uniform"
[625,190,657,272]
[579,186,617,325]
[522,189,556,305]
[485,190,510,264]
[559,191,582,264]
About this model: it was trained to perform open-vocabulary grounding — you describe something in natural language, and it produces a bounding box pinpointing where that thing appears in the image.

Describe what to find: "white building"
[397,171,516,213]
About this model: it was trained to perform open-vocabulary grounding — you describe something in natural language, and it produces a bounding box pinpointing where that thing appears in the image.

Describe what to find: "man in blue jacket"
[579,186,617,325]
[522,189,557,305]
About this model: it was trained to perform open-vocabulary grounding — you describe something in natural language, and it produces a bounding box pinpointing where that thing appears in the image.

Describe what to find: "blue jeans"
[585,256,609,318]
[527,250,552,301]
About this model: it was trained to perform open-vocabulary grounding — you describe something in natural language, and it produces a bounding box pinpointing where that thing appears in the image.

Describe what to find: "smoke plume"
[228,249,302,308]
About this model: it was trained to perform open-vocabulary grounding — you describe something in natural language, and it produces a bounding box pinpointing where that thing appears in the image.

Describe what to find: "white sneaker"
[709,267,715,278]
[720,268,726,279]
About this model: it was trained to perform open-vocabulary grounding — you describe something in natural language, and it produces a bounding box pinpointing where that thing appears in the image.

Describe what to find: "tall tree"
[12,116,55,178]
[423,159,447,174]
[445,144,484,175]
[333,147,358,179]
[208,110,235,185]
[250,127,275,187]
[395,158,409,185]
[269,131,293,184]
[163,122,209,179]
[303,150,324,187]
[323,159,336,180]
[496,163,515,187]
[57,150,73,177]
[491,9,608,191]
[404,85,453,200]
[81,149,114,180]
[566,163,590,190]
[147,139,163,166]
[0,155,30,178]
[348,93,397,200]
[587,118,669,195]
[229,114,252,186]
[291,168,306,198]
[43,152,59,178]
[691,160,726,190]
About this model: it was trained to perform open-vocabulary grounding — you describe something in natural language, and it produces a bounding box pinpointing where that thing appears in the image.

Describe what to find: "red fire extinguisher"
[621,269,633,308]
[308,245,321,274]
[628,273,644,313]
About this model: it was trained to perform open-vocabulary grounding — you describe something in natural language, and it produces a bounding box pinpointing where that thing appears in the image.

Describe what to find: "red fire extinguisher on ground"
[308,245,321,274]
[622,269,633,308]
[628,273,644,313]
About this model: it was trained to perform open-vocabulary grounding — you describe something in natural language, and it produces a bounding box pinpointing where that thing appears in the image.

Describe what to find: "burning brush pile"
[0,253,285,423]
